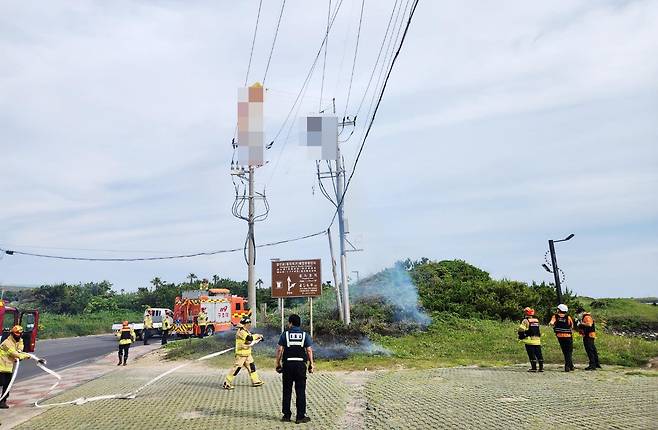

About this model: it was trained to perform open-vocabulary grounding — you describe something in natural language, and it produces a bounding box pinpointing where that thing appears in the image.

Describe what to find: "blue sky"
[1,0,657,298]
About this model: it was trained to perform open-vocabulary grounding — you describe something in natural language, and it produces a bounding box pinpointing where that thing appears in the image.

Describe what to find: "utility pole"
[335,118,354,325]
[232,82,267,328]
[327,227,344,322]
[247,166,256,324]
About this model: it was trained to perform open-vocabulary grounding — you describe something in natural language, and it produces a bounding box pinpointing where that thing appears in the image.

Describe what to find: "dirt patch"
[335,371,371,430]
[647,357,658,369]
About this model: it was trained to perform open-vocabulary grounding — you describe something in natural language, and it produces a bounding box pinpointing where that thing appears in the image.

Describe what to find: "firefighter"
[143,309,153,345]
[576,306,601,370]
[275,314,314,424]
[161,311,172,345]
[198,307,208,338]
[192,316,201,338]
[222,316,264,390]
[518,307,543,372]
[549,304,575,372]
[0,325,35,408]
[116,321,136,366]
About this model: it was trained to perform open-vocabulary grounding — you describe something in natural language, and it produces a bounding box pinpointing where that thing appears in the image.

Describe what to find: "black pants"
[282,362,307,420]
[1,372,12,403]
[143,328,150,345]
[583,336,600,367]
[524,344,543,366]
[557,337,574,369]
[161,329,169,345]
[118,344,130,363]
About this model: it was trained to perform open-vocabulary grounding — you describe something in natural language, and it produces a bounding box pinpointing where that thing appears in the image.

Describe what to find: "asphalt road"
[16,334,121,382]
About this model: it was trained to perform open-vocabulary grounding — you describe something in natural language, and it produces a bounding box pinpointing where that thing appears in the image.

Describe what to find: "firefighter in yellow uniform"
[116,321,136,366]
[143,309,153,345]
[198,308,208,338]
[222,317,264,389]
[0,326,33,409]
[518,307,543,372]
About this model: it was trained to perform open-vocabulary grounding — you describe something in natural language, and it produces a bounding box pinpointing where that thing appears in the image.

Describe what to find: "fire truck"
[172,288,250,337]
[0,300,39,352]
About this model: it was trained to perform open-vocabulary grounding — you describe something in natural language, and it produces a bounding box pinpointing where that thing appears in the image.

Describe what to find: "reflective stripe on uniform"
[286,357,304,361]
[285,331,306,348]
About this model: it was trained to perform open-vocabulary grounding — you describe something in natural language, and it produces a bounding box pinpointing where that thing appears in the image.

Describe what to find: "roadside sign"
[271,259,322,298]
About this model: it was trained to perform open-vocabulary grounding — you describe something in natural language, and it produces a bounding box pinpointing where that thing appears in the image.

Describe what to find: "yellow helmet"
[11,325,24,334]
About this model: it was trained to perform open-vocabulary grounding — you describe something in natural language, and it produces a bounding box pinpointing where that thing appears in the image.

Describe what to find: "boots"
[0,400,9,409]
[250,371,264,386]
[538,361,544,372]
[527,361,537,372]
[223,374,235,390]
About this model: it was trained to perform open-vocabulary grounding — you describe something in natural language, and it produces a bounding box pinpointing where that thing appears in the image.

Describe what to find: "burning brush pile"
[262,264,431,357]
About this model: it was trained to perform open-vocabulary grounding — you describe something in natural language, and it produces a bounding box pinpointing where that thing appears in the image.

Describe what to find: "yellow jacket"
[0,336,30,373]
[518,318,541,346]
[116,327,136,345]
[235,326,262,357]
[143,314,153,329]
[198,312,208,326]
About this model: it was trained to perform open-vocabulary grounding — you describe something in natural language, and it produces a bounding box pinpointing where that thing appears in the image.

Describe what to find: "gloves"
[276,365,283,374]
[38,359,47,365]
[308,363,314,374]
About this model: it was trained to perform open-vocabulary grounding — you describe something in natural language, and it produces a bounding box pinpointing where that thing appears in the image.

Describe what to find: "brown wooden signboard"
[271,259,322,298]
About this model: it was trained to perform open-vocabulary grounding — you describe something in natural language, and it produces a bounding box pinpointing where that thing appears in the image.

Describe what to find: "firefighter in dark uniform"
[549,304,575,372]
[576,306,601,370]
[275,314,314,424]
[518,307,543,372]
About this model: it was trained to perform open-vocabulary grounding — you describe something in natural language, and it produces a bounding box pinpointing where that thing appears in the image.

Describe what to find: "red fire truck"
[0,300,39,352]
[172,289,250,337]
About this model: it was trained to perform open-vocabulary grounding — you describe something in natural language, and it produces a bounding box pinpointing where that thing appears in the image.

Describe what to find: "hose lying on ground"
[30,340,258,408]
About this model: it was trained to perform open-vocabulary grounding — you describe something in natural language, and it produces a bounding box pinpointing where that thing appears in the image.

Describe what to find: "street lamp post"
[543,234,574,305]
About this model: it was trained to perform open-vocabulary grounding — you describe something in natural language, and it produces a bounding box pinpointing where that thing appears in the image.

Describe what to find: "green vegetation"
[3,275,277,339]
[38,310,142,339]
[583,298,658,331]
[163,312,658,370]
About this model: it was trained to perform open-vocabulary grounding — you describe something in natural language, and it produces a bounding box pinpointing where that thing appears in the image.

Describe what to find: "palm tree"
[212,274,220,288]
[150,277,162,290]
[187,273,197,288]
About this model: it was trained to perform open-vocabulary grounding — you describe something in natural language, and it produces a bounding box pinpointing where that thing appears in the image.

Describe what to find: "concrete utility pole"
[327,227,344,322]
[335,126,351,325]
[247,166,256,325]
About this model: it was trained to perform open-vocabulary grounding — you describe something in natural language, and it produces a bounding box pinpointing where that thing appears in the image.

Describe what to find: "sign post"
[272,259,322,337]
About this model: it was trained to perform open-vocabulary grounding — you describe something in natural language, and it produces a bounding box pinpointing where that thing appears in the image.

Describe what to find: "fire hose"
[5,338,261,408]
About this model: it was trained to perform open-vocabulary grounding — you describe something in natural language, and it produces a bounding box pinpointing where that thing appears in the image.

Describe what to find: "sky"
[1,0,657,298]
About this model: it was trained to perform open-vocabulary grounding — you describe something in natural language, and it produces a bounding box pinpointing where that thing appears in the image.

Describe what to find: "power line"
[267,0,345,149]
[342,0,365,120]
[319,0,332,111]
[244,0,264,86]
[262,0,287,84]
[0,231,326,262]
[328,0,420,228]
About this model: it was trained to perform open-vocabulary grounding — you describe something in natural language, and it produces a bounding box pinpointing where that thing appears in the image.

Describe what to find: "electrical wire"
[267,0,345,149]
[342,0,365,121]
[328,0,420,228]
[244,0,264,86]
[319,0,332,111]
[0,231,325,262]
[263,0,286,84]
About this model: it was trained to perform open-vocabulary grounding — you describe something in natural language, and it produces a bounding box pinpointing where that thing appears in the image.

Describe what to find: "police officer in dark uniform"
[275,314,314,424]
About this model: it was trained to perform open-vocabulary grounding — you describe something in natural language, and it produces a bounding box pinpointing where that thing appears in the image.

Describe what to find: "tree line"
[4,274,277,315]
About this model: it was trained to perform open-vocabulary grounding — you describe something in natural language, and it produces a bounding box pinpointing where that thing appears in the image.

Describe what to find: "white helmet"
[557,304,568,312]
